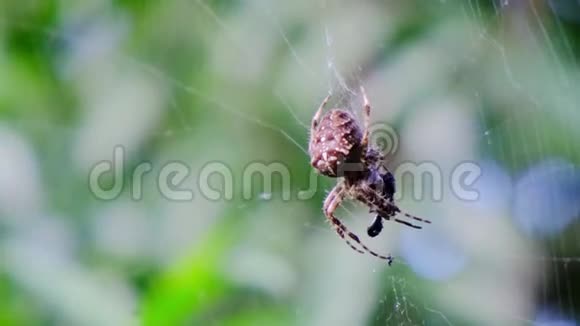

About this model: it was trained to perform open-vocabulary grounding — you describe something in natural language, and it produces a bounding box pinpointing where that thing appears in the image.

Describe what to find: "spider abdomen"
[309,109,362,177]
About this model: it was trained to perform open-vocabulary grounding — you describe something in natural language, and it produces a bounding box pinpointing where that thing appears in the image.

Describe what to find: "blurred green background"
[1,0,580,325]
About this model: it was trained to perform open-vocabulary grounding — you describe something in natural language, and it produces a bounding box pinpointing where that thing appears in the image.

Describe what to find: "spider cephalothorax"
[309,87,431,265]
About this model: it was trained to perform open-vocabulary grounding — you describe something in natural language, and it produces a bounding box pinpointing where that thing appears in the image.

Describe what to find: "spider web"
[145,1,579,324]
[1,0,579,325]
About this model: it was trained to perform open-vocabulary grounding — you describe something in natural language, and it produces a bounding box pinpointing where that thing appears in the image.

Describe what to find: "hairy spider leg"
[360,86,371,153]
[324,183,394,265]
[311,93,332,129]
[336,228,363,254]
[324,184,363,254]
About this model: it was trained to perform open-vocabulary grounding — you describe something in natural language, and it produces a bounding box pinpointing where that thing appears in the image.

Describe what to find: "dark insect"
[308,87,431,265]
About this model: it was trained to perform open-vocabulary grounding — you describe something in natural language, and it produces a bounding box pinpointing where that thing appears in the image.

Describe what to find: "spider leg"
[373,209,423,229]
[383,204,431,228]
[393,217,422,229]
[324,183,394,265]
[397,210,432,225]
[312,93,331,129]
[324,184,364,255]
[360,86,371,152]
[359,186,431,229]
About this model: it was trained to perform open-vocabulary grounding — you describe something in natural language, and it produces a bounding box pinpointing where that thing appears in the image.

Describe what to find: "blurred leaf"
[141,224,235,326]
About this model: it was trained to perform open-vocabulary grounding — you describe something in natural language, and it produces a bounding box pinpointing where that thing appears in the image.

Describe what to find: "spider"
[309,87,431,265]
